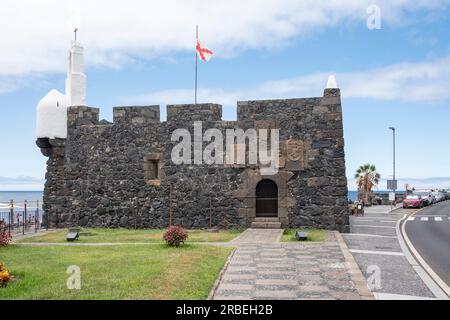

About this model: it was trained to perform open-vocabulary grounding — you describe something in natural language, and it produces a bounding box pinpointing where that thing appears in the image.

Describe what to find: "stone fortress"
[36,40,350,232]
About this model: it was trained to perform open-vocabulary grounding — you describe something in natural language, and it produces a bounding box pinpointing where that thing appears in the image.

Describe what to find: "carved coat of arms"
[286,139,304,162]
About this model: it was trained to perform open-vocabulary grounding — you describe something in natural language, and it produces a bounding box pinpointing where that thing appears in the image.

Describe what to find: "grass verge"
[18,228,242,244]
[0,244,232,300]
[281,228,326,242]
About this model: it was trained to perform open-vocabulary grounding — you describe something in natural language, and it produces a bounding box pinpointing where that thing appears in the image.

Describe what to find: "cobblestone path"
[213,231,373,300]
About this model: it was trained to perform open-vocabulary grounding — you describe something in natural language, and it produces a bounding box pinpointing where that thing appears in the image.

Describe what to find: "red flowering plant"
[163,226,188,247]
[0,262,14,288]
[0,222,12,247]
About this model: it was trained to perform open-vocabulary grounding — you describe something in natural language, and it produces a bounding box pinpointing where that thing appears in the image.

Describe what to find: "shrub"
[0,223,12,247]
[163,226,188,247]
[0,262,13,288]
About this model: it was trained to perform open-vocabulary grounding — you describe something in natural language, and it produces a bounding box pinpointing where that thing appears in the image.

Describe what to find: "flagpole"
[195,25,198,105]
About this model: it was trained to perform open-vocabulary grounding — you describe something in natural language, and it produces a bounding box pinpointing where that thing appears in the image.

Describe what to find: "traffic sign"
[389,192,396,201]
[387,180,397,190]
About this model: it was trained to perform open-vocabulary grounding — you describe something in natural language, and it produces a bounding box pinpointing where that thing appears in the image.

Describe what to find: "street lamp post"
[389,127,396,204]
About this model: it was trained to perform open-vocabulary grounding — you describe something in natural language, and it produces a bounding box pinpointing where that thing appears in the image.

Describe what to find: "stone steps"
[251,218,282,229]
[253,218,280,222]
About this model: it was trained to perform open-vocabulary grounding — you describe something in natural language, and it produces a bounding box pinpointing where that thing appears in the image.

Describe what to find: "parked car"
[441,190,450,200]
[403,195,424,209]
[432,191,445,203]
[413,192,434,206]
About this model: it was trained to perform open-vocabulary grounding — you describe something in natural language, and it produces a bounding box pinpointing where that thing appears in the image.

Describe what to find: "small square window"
[144,154,162,186]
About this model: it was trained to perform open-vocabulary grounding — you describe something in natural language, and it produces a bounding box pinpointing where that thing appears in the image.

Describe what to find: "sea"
[0,191,44,224]
[0,191,43,206]
[348,190,400,202]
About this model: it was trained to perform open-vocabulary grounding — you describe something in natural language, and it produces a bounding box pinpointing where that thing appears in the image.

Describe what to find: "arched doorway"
[256,179,278,217]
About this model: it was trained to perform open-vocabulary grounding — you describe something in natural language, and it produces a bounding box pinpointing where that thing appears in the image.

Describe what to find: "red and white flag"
[196,40,213,62]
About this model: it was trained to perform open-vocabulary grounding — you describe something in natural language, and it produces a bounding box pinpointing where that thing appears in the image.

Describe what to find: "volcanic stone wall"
[39,88,349,232]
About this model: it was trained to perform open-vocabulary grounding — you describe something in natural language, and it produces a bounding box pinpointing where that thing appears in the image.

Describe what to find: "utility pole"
[195,25,199,105]
[389,127,396,205]
[169,183,173,227]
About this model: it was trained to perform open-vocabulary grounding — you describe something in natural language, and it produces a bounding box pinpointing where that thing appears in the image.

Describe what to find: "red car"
[403,195,424,209]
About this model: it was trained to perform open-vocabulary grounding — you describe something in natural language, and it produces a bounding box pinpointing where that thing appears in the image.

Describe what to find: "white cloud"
[1,0,449,80]
[0,176,44,191]
[122,55,450,108]
[263,56,450,102]
[0,77,18,94]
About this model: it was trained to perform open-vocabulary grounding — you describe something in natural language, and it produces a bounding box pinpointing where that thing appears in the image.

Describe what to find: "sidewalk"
[343,205,438,299]
[211,230,373,300]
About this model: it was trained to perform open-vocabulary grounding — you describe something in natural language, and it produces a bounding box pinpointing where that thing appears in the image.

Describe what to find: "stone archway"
[256,179,278,217]
[234,169,295,227]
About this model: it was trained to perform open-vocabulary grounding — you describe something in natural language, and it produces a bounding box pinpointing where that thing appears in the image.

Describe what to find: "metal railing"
[0,200,44,236]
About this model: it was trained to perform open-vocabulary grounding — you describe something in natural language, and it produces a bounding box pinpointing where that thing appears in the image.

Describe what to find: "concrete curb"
[334,231,375,300]
[276,230,284,242]
[207,248,236,300]
[390,206,403,213]
[229,230,247,243]
[398,210,450,299]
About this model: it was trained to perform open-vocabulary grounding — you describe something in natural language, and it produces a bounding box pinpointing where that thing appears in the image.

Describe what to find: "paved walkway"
[343,205,440,299]
[230,228,283,244]
[212,231,373,300]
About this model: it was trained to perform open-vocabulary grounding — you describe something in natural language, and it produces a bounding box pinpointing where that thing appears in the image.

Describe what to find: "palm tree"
[355,164,381,205]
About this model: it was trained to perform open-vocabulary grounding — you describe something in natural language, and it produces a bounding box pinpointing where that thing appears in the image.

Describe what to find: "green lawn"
[281,228,326,242]
[0,244,232,300]
[18,228,242,244]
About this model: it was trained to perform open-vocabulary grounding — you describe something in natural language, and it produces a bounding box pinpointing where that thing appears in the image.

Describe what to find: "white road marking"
[413,215,446,217]
[374,292,436,300]
[343,233,398,239]
[407,217,415,221]
[420,217,429,221]
[353,217,397,221]
[357,216,398,220]
[352,225,396,229]
[434,217,443,221]
[349,249,404,256]
[352,218,397,224]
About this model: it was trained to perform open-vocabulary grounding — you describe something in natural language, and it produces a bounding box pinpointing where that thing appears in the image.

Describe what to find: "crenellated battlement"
[113,106,161,125]
[167,103,222,122]
[68,106,99,128]
[66,89,341,129]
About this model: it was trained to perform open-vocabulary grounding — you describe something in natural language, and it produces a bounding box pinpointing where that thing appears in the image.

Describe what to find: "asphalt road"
[405,200,450,287]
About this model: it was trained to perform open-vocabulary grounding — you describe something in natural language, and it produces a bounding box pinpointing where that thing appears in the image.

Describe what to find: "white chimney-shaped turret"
[65,40,86,106]
[326,75,338,89]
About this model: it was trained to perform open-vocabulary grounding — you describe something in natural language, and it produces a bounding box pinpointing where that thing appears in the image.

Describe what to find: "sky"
[0,0,449,191]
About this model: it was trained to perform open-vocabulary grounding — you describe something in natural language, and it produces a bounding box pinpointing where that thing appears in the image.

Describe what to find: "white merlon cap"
[326,75,338,89]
